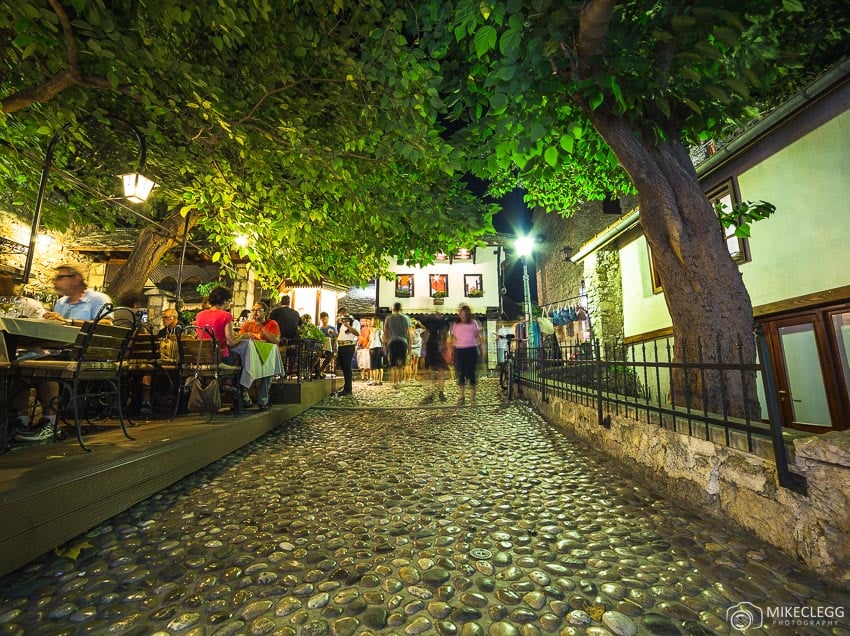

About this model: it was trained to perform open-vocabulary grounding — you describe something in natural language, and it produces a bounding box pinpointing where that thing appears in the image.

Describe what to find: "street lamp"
[515,235,534,331]
[21,119,158,283]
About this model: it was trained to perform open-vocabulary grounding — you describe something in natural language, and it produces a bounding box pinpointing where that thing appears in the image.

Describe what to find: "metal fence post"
[595,339,604,427]
[755,325,807,494]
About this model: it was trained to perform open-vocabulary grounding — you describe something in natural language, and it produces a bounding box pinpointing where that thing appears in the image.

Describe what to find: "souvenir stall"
[539,294,592,360]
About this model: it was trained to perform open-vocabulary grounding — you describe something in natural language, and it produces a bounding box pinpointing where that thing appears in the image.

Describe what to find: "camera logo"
[727,602,764,630]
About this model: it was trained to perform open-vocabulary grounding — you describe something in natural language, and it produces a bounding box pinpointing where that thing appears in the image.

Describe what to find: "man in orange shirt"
[240,302,281,344]
[239,302,280,410]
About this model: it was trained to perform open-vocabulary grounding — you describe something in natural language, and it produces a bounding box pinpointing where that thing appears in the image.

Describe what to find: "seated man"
[315,311,337,378]
[238,302,280,410]
[0,273,46,318]
[14,264,112,442]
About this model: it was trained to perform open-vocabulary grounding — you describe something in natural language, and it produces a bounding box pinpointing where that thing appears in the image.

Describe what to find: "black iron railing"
[509,330,807,493]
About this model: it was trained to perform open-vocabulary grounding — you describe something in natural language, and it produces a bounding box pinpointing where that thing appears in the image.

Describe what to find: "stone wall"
[533,201,614,305]
[524,390,850,590]
[584,248,624,344]
[532,201,626,346]
[0,209,104,299]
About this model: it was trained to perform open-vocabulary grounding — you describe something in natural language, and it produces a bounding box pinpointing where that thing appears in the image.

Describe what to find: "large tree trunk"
[590,110,760,419]
[107,208,197,302]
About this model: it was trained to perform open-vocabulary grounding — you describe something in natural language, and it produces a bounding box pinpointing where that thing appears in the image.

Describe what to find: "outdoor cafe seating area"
[0,306,336,578]
[1,306,331,454]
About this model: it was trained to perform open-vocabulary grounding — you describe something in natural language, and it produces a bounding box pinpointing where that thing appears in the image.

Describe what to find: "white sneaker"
[16,421,57,442]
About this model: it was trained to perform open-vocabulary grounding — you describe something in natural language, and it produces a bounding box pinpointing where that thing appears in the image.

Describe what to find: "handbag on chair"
[186,376,221,413]
[186,335,221,414]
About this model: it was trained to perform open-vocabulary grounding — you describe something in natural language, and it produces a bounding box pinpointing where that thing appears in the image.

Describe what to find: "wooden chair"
[119,318,179,424]
[173,326,243,420]
[13,304,134,452]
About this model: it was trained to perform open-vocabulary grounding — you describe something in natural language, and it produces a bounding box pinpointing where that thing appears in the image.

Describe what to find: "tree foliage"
[0,0,497,289]
[408,0,848,218]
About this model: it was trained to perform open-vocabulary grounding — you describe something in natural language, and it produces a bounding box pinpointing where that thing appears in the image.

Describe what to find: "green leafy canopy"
[0,0,496,287]
[406,0,849,216]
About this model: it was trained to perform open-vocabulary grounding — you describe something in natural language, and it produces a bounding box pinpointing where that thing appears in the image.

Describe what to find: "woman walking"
[447,304,482,405]
[368,317,384,385]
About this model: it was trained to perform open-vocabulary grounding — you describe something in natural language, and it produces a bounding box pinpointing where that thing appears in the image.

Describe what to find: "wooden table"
[0,317,80,362]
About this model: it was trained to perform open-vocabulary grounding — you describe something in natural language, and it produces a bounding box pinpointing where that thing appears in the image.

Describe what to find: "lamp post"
[514,235,534,332]
[21,119,157,283]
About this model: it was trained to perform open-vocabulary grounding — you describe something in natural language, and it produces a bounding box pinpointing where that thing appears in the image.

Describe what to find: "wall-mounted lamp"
[561,245,573,262]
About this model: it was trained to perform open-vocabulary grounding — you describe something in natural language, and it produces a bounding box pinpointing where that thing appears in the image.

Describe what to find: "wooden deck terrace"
[0,379,335,578]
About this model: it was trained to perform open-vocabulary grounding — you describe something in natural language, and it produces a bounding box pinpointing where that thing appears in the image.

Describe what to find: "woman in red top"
[194,286,246,363]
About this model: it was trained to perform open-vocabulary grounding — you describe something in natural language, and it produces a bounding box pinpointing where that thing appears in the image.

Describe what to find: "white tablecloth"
[0,317,80,362]
[232,339,283,388]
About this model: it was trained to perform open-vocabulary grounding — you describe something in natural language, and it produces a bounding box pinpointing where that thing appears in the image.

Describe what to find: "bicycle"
[497,333,517,393]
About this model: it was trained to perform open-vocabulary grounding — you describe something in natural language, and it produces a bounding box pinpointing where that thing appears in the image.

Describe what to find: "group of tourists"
[335,301,483,405]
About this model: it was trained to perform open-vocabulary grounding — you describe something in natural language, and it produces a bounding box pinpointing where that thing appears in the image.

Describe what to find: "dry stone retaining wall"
[524,389,850,590]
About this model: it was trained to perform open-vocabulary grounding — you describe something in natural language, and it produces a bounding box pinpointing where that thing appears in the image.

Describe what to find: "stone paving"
[0,376,848,636]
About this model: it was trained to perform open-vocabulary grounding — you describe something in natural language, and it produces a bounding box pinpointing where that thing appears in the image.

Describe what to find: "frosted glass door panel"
[832,312,850,399]
[778,324,831,427]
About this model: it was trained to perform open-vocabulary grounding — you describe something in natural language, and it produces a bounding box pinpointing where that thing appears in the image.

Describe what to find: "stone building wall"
[0,209,103,300]
[532,200,627,347]
[524,390,850,591]
[584,248,624,344]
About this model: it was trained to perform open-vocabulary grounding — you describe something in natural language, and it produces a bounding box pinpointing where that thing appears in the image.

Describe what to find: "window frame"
[429,274,448,298]
[708,178,751,265]
[464,274,483,298]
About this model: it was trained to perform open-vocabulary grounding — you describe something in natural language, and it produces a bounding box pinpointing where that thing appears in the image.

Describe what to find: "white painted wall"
[739,109,850,306]
[617,235,671,337]
[376,245,502,315]
[619,109,850,338]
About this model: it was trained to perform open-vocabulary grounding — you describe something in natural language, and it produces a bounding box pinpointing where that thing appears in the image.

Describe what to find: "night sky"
[487,186,539,309]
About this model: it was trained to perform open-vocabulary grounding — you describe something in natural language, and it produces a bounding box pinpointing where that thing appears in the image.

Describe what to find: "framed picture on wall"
[429,274,448,297]
[395,274,414,298]
[464,274,483,298]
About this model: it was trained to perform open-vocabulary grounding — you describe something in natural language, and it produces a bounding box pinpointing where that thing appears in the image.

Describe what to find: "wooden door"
[760,306,850,432]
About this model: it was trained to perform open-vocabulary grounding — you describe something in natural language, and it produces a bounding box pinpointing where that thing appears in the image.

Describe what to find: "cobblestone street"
[0,377,847,635]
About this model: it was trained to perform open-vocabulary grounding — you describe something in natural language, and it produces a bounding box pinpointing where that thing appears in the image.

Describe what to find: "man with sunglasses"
[42,264,112,327]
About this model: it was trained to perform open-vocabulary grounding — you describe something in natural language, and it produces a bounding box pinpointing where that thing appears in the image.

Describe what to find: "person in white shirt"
[0,273,46,318]
[335,315,360,396]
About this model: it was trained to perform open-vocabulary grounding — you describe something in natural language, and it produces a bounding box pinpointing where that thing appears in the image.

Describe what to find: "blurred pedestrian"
[406,319,423,384]
[368,317,384,385]
[419,315,449,404]
[356,317,372,381]
[447,304,482,405]
[315,312,337,378]
[382,302,411,390]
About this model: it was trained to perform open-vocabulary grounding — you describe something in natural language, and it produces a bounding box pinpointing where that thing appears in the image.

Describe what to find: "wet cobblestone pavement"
[1,377,848,635]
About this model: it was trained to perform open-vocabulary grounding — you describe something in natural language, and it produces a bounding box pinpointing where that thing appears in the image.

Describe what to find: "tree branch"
[1,70,78,113]
[0,0,137,113]
[577,0,616,66]
[49,0,79,75]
